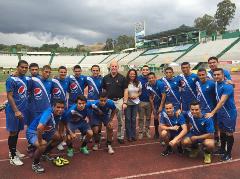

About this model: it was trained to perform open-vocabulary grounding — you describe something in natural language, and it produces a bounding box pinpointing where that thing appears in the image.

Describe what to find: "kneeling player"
[160,102,187,156]
[182,101,215,164]
[26,100,65,173]
[64,95,93,157]
[91,92,116,154]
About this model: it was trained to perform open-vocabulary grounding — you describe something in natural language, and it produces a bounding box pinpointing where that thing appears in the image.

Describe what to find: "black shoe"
[221,153,232,161]
[127,138,132,142]
[32,162,45,174]
[161,146,173,156]
[118,139,125,144]
[154,133,159,140]
[214,149,226,156]
[41,153,54,161]
[177,145,183,154]
[132,137,137,141]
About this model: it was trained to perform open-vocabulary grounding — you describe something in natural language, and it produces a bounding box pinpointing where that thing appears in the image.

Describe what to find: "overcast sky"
[0,0,239,47]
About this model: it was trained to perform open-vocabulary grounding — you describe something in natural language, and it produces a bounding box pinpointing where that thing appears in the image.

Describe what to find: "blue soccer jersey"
[138,75,150,102]
[64,102,92,123]
[5,75,29,131]
[52,77,70,105]
[28,76,53,117]
[179,73,198,112]
[68,75,87,106]
[92,99,116,116]
[27,107,62,133]
[161,76,181,110]
[196,80,216,113]
[160,111,186,127]
[184,111,215,136]
[147,80,166,107]
[208,69,232,80]
[86,76,102,100]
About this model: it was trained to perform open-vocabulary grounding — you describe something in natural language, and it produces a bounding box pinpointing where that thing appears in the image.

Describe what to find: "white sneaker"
[145,129,151,139]
[57,143,64,151]
[10,156,24,166]
[9,150,25,159]
[61,141,67,146]
[92,144,99,151]
[107,145,114,155]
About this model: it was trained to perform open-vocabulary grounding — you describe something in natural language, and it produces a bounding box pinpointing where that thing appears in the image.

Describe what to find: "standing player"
[206,68,237,161]
[179,62,198,113]
[29,63,40,77]
[64,95,93,157]
[137,65,151,139]
[26,100,65,173]
[5,60,29,165]
[182,101,215,164]
[160,102,187,156]
[91,92,116,154]
[86,65,102,100]
[68,65,87,108]
[147,72,166,139]
[28,65,53,120]
[102,61,128,144]
[161,67,181,111]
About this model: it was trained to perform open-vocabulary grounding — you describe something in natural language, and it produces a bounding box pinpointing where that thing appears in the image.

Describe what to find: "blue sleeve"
[6,78,14,92]
[224,70,232,80]
[178,114,186,125]
[108,100,116,110]
[159,113,167,124]
[223,84,233,96]
[39,109,52,125]
[160,81,166,94]
[205,119,215,133]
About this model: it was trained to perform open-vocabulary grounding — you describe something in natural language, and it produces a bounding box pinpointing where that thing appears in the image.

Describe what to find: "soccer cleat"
[213,149,226,156]
[221,153,232,162]
[161,146,173,156]
[145,129,151,139]
[42,153,54,161]
[107,145,114,155]
[9,150,26,159]
[138,133,143,140]
[58,157,70,165]
[57,143,64,151]
[189,148,199,158]
[32,162,45,173]
[67,148,74,157]
[177,145,184,154]
[92,144,99,151]
[53,157,64,167]
[204,153,212,164]
[80,146,90,155]
[10,156,24,166]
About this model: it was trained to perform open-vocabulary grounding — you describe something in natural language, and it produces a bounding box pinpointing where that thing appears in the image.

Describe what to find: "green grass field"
[0,83,5,93]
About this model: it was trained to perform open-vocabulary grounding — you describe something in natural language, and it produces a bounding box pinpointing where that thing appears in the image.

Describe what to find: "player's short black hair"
[73,65,81,70]
[165,101,174,106]
[190,101,200,107]
[181,62,190,67]
[99,91,108,98]
[53,99,65,106]
[141,65,149,70]
[148,72,155,77]
[42,65,51,71]
[208,56,218,63]
[164,67,173,72]
[91,65,100,71]
[213,68,224,74]
[17,60,28,67]
[197,68,206,73]
[58,66,67,71]
[29,63,39,69]
[77,95,87,102]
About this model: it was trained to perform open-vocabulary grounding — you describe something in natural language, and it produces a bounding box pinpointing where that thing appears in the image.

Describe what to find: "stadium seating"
[220,39,240,61]
[100,54,119,64]
[128,55,157,65]
[80,55,108,65]
[22,56,51,68]
[51,56,84,68]
[118,51,144,64]
[0,55,19,68]
[148,52,183,65]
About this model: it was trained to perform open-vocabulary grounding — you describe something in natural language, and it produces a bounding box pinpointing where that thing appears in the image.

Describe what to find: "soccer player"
[86,65,102,100]
[205,68,237,161]
[179,62,198,113]
[5,60,29,165]
[182,101,215,164]
[26,100,65,173]
[68,65,87,108]
[160,102,187,156]
[147,72,166,139]
[29,63,40,77]
[137,65,151,139]
[64,95,93,157]
[196,68,216,113]
[91,92,116,154]
[28,65,53,120]
[161,67,181,111]
[207,56,232,81]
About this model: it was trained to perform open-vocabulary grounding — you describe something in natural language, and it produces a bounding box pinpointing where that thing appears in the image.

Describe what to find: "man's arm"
[7,92,23,119]
[191,133,214,141]
[158,93,166,113]
[171,124,188,143]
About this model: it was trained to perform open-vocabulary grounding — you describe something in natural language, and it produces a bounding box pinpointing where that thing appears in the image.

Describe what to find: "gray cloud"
[0,0,239,47]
